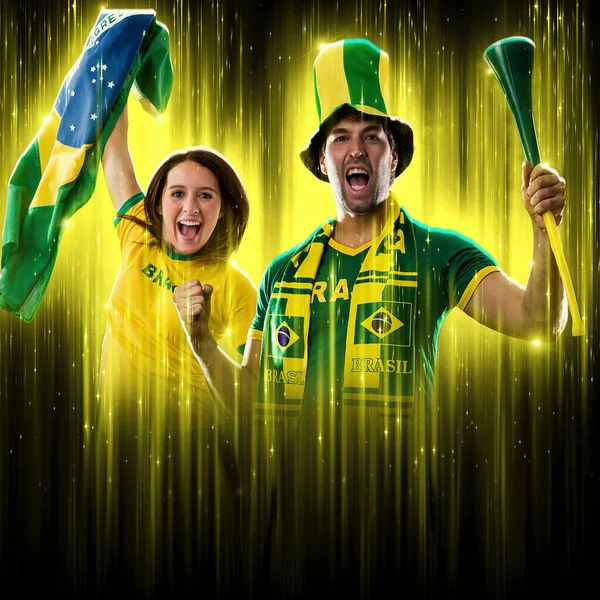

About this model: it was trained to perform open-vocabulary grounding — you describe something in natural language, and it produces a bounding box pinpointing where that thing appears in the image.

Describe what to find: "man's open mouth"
[346,167,370,191]
[177,220,202,240]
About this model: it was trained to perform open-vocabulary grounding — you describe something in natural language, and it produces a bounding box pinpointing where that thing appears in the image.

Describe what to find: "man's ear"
[391,147,399,173]
[319,152,328,176]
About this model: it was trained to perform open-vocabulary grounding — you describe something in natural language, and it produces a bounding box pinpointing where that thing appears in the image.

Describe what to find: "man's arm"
[173,279,260,422]
[101,105,143,211]
[464,162,568,341]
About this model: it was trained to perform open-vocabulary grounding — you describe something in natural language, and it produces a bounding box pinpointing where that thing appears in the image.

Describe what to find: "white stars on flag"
[51,16,157,151]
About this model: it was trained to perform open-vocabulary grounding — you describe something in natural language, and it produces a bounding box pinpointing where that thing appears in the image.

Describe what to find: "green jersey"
[249,196,498,428]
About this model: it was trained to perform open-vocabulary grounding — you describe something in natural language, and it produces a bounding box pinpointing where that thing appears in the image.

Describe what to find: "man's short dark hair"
[319,105,396,154]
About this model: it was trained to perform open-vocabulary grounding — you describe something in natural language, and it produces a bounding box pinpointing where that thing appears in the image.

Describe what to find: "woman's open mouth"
[177,220,202,240]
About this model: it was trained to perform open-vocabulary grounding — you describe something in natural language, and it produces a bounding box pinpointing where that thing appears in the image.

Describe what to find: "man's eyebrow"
[329,127,351,136]
[328,124,384,136]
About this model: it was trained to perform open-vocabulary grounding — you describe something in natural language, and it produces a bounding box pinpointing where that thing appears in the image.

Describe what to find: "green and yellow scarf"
[256,193,418,424]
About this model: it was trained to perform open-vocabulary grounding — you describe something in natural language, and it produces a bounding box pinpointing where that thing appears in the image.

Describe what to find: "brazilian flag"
[354,301,412,347]
[0,9,173,322]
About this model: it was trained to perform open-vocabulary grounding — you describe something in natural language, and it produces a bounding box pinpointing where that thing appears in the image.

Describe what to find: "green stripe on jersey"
[114,191,145,227]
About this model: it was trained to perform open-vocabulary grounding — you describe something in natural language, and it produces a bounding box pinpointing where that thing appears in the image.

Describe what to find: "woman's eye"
[199,193,212,200]
[172,190,184,198]
[334,136,347,142]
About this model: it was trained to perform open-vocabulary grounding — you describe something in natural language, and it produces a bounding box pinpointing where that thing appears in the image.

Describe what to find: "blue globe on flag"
[278,325,291,347]
[371,311,393,335]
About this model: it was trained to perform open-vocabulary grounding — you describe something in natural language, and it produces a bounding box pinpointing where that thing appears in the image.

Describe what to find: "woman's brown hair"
[118,147,249,263]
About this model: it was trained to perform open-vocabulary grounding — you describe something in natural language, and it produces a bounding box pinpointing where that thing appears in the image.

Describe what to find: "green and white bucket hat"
[300,38,414,181]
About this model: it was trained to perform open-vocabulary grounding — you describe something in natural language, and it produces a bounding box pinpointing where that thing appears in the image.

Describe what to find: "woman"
[94,106,256,595]
[99,106,256,433]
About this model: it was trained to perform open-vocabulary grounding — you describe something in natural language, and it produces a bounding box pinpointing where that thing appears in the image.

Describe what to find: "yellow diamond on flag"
[360,307,403,339]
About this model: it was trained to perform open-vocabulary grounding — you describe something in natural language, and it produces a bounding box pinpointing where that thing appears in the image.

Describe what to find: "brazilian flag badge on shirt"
[354,301,413,347]
[267,315,306,360]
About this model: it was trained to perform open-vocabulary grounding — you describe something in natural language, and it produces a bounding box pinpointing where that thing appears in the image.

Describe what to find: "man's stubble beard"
[334,171,392,217]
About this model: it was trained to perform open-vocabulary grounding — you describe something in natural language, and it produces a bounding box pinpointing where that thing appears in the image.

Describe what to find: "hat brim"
[299,106,414,182]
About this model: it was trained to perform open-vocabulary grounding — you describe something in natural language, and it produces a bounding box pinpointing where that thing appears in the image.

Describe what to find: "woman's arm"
[173,280,259,423]
[101,105,143,211]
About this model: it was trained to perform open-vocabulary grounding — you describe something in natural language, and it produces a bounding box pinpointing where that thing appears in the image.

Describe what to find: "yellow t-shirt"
[98,192,257,433]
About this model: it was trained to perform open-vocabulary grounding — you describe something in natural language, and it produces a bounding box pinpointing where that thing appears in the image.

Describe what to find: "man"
[174,38,567,594]
[175,37,566,424]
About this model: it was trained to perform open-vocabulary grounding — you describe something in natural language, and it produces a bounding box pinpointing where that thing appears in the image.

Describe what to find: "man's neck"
[332,197,393,249]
